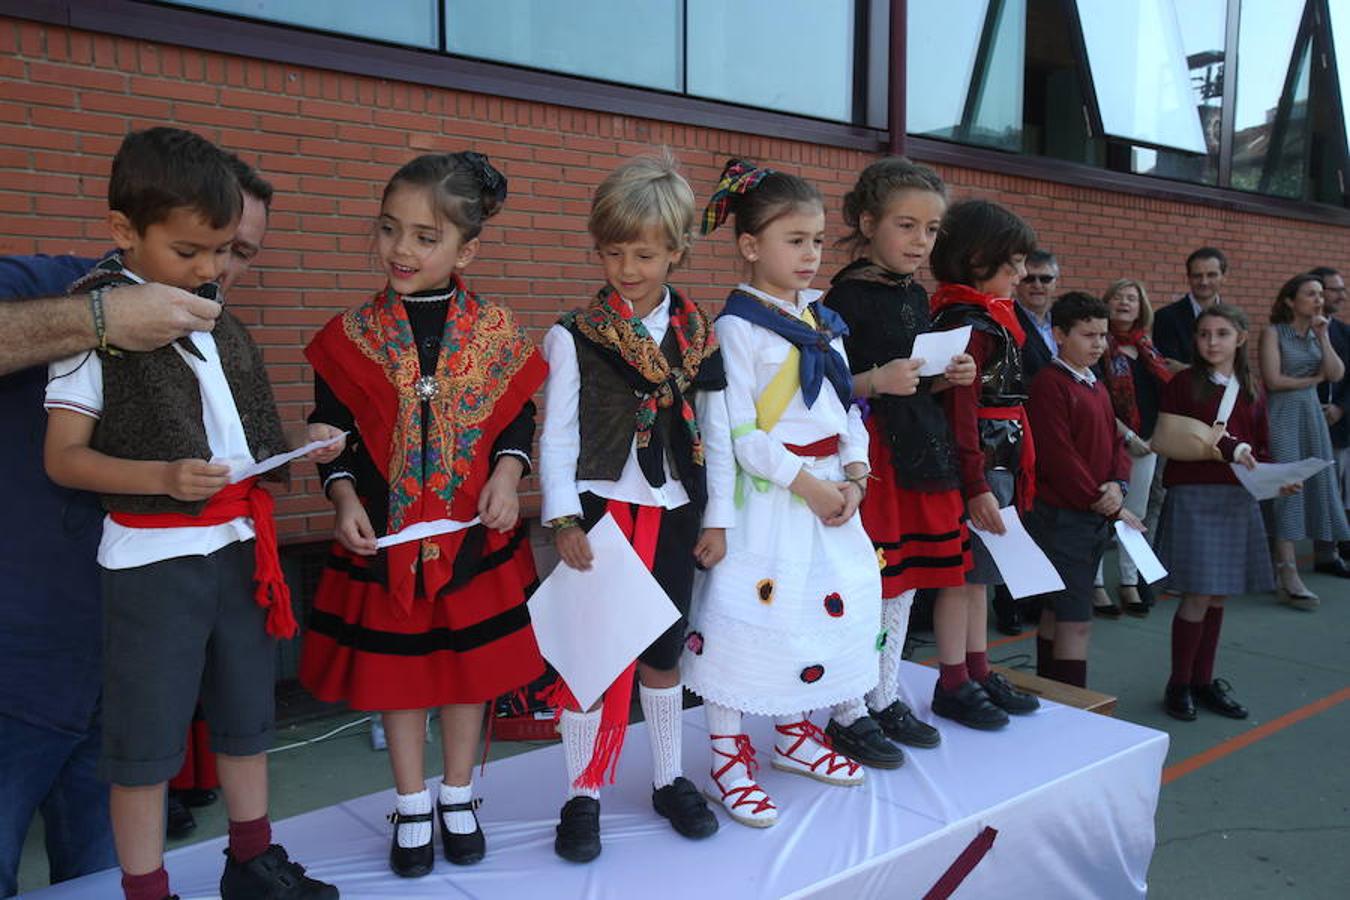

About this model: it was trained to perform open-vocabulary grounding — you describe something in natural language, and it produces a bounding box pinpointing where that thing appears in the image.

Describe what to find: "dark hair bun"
[461,151,507,219]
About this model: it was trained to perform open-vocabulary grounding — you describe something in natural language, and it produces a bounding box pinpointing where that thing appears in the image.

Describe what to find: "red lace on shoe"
[773,719,861,778]
[709,733,775,815]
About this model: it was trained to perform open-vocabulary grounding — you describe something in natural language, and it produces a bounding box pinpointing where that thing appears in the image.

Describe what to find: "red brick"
[129,76,216,103]
[1,81,77,108]
[80,92,172,118]
[219,88,300,115]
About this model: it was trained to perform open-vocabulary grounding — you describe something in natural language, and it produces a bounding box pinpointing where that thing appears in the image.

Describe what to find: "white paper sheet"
[221,431,348,483]
[911,325,972,377]
[375,517,482,549]
[969,506,1066,599]
[1230,457,1333,501]
[1114,520,1167,584]
[526,513,680,711]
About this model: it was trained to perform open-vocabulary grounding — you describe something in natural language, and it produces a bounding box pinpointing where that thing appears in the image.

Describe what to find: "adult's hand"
[102,283,220,350]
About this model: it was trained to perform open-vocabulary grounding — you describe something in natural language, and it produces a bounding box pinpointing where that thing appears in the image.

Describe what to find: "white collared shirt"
[1052,355,1097,386]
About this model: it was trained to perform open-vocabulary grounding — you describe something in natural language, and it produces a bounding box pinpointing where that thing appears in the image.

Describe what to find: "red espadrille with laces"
[771,719,865,786]
[705,733,777,828]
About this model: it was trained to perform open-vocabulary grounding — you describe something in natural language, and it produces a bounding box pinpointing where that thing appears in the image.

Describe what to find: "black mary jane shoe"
[554,796,602,863]
[979,672,1041,715]
[387,810,435,878]
[824,715,905,769]
[652,776,719,839]
[438,797,486,865]
[1163,683,1197,721]
[871,700,941,748]
[931,680,1009,731]
[1194,678,1249,719]
[1313,557,1350,579]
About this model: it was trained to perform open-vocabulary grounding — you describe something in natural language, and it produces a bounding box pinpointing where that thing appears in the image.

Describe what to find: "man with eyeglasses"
[1311,266,1350,571]
[1153,247,1227,370]
[1013,249,1059,381]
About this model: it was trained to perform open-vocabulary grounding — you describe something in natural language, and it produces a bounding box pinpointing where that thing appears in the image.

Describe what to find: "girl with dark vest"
[300,153,547,877]
[927,199,1042,729]
[539,153,729,861]
[681,160,881,828]
[821,158,979,756]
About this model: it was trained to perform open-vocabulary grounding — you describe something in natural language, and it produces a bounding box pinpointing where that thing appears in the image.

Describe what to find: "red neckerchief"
[929,283,1026,346]
[1104,327,1174,431]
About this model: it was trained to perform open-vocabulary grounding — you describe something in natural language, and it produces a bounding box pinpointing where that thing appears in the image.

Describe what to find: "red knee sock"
[938,662,970,693]
[1170,612,1205,687]
[1191,606,1224,686]
[228,815,271,863]
[1036,637,1054,678]
[965,650,990,682]
[121,866,169,900]
[1053,659,1087,688]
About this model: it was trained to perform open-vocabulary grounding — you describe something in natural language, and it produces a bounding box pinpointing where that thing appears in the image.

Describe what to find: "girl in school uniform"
[821,157,979,756]
[681,159,879,828]
[1156,304,1298,721]
[301,152,547,877]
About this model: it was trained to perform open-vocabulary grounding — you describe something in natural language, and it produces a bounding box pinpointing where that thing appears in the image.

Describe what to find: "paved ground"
[15,549,1350,897]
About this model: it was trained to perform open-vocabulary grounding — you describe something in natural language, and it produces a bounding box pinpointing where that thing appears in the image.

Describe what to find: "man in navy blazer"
[1013,249,1059,382]
[1152,247,1227,369]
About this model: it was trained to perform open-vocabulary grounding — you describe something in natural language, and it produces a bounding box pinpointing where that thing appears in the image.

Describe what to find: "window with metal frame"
[170,0,440,49]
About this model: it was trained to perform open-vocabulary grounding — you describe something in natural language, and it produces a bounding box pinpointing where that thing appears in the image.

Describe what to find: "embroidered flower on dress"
[685,632,704,655]
[756,578,775,604]
[800,665,824,684]
[823,592,844,617]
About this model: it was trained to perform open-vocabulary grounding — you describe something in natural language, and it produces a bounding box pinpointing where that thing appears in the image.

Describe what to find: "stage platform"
[27,663,1167,899]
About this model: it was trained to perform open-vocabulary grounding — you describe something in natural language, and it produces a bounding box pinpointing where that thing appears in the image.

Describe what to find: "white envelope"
[1231,457,1333,501]
[969,506,1066,599]
[1114,520,1167,585]
[526,513,681,711]
[911,326,972,377]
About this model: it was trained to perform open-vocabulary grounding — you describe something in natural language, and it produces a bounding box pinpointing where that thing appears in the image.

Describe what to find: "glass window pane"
[168,0,438,49]
[445,0,681,91]
[1233,0,1312,196]
[1329,0,1350,153]
[686,0,854,121]
[1075,0,1207,153]
[906,0,1024,150]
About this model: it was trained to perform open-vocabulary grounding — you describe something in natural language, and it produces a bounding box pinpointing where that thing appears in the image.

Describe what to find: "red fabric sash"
[1104,327,1174,431]
[977,407,1036,511]
[924,826,998,900]
[110,478,297,638]
[930,283,1026,346]
[784,435,840,457]
[539,500,662,790]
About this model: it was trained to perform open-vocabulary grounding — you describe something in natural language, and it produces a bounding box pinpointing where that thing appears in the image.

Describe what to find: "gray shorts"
[966,469,1016,585]
[100,540,276,786]
[1022,501,1113,622]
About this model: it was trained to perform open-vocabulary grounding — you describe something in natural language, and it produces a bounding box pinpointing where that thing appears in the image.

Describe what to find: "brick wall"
[4,17,1349,541]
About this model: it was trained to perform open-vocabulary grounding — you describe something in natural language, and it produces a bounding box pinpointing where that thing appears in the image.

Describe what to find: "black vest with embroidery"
[71,268,289,515]
[931,303,1028,470]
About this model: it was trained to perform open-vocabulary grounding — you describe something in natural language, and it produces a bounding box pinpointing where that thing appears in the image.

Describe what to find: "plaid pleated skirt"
[1155,484,1274,596]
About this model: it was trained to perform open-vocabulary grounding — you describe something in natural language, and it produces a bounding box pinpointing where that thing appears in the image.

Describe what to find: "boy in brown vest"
[42,128,336,900]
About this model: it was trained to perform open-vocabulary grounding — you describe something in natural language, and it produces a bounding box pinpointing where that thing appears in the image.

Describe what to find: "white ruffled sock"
[867,589,915,712]
[640,683,684,789]
[438,781,476,834]
[560,708,602,800]
[394,788,432,848]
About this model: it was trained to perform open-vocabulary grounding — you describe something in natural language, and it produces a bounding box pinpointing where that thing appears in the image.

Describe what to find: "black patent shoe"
[979,672,1040,715]
[871,700,941,748]
[1195,678,1249,719]
[824,715,905,769]
[387,810,434,878]
[166,793,196,840]
[554,796,601,863]
[177,787,218,808]
[1163,683,1196,721]
[931,680,1009,731]
[438,798,485,865]
[652,776,718,839]
[219,845,339,899]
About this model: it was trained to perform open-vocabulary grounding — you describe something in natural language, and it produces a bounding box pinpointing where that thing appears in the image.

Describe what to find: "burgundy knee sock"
[228,815,271,863]
[1191,606,1225,686]
[121,866,169,900]
[1035,637,1054,678]
[1053,659,1088,688]
[938,662,969,693]
[1170,613,1205,687]
[966,650,990,682]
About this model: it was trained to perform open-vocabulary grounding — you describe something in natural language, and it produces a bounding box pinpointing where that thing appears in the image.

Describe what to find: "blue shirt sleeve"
[0,254,99,301]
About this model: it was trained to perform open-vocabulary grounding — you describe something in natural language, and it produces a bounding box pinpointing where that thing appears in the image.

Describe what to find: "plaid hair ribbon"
[700,160,774,234]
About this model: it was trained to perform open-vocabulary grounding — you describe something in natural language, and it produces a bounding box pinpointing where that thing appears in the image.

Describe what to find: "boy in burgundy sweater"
[1024,292,1138,687]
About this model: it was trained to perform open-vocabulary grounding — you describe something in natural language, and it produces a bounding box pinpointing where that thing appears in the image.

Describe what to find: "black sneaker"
[1163,683,1196,721]
[1195,678,1248,719]
[824,715,905,769]
[166,793,196,840]
[219,845,338,899]
[554,796,601,863]
[437,798,485,865]
[652,776,718,839]
[931,680,1009,731]
[979,672,1040,715]
[387,810,434,878]
[870,700,941,748]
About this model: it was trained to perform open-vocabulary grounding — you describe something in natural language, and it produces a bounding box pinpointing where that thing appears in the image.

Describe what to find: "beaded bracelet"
[88,286,109,353]
[547,515,582,530]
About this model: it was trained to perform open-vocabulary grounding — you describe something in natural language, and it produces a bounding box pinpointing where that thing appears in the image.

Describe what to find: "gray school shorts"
[99,539,277,786]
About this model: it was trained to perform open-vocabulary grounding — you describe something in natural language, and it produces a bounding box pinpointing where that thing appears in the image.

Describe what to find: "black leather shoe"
[825,715,905,769]
[1195,678,1248,719]
[931,680,1009,731]
[554,796,601,863]
[166,793,196,840]
[991,585,1022,636]
[652,776,718,839]
[176,788,218,808]
[1313,557,1350,578]
[1163,683,1196,721]
[387,810,434,878]
[979,672,1040,715]
[871,700,941,748]
[220,845,338,899]
[438,798,485,865]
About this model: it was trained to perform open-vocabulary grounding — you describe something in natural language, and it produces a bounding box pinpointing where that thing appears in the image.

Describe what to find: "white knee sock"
[560,708,602,800]
[830,697,867,727]
[866,589,915,712]
[639,683,684,789]
[438,781,476,834]
[395,788,432,848]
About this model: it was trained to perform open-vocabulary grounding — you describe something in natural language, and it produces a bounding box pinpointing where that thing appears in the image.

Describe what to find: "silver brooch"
[414,375,440,401]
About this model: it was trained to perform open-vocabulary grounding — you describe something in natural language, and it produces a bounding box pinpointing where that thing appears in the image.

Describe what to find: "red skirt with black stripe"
[861,417,972,596]
[299,523,546,711]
